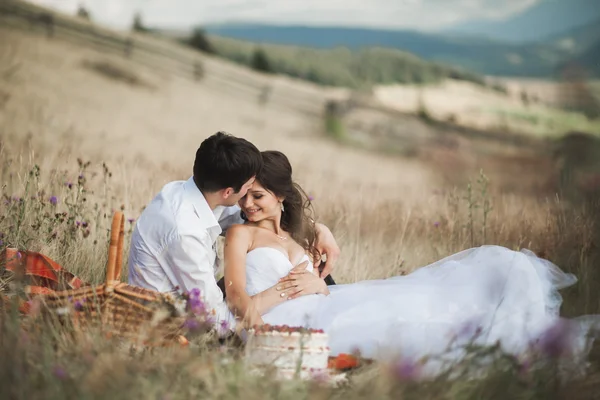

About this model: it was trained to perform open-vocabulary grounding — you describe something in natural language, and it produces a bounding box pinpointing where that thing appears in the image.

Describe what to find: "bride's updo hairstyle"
[257,150,320,262]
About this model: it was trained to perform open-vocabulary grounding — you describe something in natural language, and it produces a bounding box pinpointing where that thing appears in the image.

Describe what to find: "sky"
[27,0,541,32]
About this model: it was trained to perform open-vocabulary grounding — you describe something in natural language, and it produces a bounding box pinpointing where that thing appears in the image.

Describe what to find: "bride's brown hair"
[254,150,320,262]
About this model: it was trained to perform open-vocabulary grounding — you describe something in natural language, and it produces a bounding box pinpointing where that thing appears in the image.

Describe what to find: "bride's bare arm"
[224,225,263,327]
[224,226,303,324]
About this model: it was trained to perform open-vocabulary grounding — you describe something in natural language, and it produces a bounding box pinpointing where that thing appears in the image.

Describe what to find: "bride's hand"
[276,263,329,299]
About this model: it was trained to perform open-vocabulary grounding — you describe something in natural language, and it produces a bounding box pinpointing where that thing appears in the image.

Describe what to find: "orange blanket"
[1,248,87,313]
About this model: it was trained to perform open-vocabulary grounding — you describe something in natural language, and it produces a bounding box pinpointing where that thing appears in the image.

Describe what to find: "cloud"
[26,0,541,31]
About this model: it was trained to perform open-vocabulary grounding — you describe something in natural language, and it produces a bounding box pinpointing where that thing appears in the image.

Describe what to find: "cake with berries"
[245,324,330,379]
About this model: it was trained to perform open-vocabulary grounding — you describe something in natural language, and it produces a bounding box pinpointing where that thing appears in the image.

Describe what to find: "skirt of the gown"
[261,246,598,366]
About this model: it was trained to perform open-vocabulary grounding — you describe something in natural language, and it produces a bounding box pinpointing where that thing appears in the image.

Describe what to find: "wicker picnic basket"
[39,212,188,346]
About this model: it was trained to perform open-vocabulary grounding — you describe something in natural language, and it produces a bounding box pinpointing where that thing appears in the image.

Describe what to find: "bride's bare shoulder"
[225,224,258,244]
[226,223,251,236]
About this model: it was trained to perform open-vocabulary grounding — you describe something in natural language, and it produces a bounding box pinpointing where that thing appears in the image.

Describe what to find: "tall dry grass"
[2,21,600,399]
[3,132,600,399]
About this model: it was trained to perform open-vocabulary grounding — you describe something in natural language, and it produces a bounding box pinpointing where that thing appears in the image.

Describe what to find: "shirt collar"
[183,177,222,241]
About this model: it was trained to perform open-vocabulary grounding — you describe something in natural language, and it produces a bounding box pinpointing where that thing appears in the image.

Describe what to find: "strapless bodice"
[245,247,313,296]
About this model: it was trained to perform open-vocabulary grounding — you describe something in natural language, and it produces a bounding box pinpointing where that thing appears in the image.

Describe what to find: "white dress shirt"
[128,177,243,332]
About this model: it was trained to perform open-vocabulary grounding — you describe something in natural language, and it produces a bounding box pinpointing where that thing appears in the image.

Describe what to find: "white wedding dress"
[244,246,598,370]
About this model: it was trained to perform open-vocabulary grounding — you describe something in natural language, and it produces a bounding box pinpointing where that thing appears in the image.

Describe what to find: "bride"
[223,150,598,370]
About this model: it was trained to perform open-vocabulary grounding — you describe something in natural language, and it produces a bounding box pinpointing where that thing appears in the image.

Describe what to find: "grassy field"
[373,79,600,137]
[1,11,600,399]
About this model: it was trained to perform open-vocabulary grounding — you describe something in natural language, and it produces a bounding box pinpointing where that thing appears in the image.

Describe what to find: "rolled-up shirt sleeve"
[159,232,224,310]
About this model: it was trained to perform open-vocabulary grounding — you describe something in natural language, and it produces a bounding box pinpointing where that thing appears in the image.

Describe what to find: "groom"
[128,131,339,334]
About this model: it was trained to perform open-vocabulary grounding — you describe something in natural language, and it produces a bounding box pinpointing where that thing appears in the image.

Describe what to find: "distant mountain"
[204,13,600,78]
[546,17,600,54]
[207,35,486,89]
[549,18,600,77]
[573,41,600,77]
[445,0,600,43]
[204,24,567,77]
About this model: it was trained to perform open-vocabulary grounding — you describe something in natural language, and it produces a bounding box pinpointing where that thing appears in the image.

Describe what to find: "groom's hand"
[314,223,340,279]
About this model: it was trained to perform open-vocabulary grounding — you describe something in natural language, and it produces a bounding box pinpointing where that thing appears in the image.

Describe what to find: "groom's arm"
[313,223,340,279]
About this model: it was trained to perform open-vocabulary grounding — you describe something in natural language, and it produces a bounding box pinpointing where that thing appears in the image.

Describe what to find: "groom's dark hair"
[193,131,262,193]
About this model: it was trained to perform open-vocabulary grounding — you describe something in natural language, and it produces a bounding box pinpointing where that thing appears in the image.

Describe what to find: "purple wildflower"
[434,221,440,228]
[16,251,22,259]
[538,319,573,358]
[127,218,135,224]
[183,317,202,332]
[392,358,421,382]
[65,182,73,189]
[75,221,81,227]
[52,365,68,380]
[74,299,85,311]
[187,288,207,315]
[308,195,315,202]
[190,301,206,316]
[220,320,230,332]
[49,196,58,205]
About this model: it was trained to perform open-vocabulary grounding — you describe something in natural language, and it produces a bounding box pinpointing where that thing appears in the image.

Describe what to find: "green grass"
[325,115,345,140]
[488,107,600,137]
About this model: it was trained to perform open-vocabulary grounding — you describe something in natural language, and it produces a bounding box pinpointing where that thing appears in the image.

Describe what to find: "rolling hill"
[204,13,600,78]
[204,24,568,77]
[546,17,600,55]
[573,41,600,77]
[205,35,486,89]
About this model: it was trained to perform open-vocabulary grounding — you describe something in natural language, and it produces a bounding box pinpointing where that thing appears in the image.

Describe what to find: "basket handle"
[106,211,125,285]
